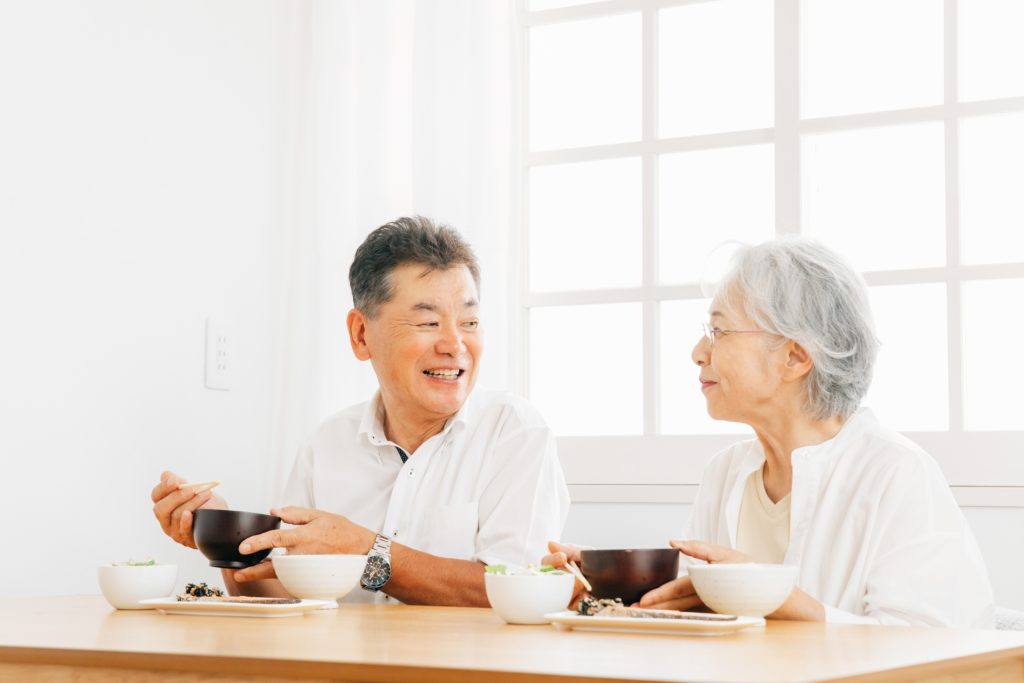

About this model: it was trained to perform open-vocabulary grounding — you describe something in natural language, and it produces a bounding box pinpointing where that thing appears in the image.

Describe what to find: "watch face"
[361,555,391,590]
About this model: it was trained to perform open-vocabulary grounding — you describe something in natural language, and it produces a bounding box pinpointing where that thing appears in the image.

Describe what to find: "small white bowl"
[97,564,178,610]
[272,554,365,608]
[687,563,799,617]
[484,572,575,625]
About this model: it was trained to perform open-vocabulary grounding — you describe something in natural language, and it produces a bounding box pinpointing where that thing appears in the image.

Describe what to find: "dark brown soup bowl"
[192,509,281,569]
[579,548,680,605]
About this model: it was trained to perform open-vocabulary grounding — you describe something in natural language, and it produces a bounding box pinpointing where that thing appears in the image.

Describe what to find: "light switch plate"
[204,319,230,391]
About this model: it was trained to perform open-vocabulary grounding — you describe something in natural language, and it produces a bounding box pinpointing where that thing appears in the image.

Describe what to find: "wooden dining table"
[1,596,1023,683]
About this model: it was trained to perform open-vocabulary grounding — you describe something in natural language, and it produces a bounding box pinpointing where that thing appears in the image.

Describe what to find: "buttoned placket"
[784,450,827,569]
[380,435,453,542]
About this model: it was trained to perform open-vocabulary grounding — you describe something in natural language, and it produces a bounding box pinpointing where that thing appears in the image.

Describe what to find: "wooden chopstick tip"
[178,480,220,494]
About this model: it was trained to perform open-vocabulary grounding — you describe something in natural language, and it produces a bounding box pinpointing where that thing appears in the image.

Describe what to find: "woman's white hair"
[715,236,880,420]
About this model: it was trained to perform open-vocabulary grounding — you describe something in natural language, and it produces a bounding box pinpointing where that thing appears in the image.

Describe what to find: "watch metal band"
[371,533,392,559]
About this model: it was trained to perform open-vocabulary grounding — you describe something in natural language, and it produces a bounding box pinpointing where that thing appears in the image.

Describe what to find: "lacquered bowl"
[579,548,680,605]
[192,509,281,569]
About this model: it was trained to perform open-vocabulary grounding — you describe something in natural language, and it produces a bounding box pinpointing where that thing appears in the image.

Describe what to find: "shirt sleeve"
[844,457,995,628]
[277,442,316,509]
[472,422,571,568]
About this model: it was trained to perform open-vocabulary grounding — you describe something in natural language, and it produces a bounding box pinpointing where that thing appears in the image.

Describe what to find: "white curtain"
[271,0,519,489]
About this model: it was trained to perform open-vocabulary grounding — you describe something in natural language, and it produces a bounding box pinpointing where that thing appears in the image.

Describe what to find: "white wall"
[0,0,307,596]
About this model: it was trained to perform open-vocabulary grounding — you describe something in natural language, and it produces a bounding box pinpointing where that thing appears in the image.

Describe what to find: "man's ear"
[347,308,371,361]
[782,339,813,382]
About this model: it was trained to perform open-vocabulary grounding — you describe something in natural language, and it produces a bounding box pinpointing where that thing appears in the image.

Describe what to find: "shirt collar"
[734,406,873,474]
[790,406,871,464]
[356,390,473,454]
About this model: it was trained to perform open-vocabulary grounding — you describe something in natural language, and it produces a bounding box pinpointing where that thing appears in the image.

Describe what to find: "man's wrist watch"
[360,533,392,592]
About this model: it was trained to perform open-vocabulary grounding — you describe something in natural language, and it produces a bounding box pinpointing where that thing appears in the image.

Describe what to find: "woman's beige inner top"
[735,465,791,564]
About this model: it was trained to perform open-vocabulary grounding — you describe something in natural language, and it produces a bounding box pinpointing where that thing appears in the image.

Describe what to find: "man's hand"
[151,471,227,548]
[232,507,376,583]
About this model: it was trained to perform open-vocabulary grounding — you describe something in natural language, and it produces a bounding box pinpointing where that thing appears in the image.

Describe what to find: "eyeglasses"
[700,322,768,347]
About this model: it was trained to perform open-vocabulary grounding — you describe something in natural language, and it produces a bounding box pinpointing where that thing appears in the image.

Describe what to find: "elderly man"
[152,216,570,606]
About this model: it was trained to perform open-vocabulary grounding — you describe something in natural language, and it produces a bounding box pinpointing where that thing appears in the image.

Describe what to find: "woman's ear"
[782,339,813,382]
[347,308,371,361]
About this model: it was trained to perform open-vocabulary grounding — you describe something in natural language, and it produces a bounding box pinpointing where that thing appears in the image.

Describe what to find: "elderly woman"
[550,237,994,627]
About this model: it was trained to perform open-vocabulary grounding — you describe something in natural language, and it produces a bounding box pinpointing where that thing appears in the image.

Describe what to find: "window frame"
[515,0,1024,503]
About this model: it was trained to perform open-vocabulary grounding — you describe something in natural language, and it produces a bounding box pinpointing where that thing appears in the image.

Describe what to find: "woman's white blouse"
[280,390,570,602]
[687,408,995,627]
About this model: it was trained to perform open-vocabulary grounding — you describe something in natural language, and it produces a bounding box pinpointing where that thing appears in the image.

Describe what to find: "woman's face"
[691,292,789,425]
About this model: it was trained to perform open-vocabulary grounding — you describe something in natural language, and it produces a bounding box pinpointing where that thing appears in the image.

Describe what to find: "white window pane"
[529,158,641,291]
[960,0,1024,101]
[529,14,641,151]
[659,144,774,285]
[529,0,599,10]
[963,280,1024,431]
[960,112,1024,265]
[802,0,943,118]
[864,284,948,431]
[659,1,773,138]
[530,304,643,435]
[803,123,945,271]
[660,299,750,435]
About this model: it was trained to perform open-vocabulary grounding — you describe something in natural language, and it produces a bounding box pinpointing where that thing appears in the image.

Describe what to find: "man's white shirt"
[687,408,995,627]
[280,390,570,602]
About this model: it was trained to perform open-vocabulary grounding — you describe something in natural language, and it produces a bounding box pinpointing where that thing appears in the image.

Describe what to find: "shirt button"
[408,468,415,476]
[392,529,399,536]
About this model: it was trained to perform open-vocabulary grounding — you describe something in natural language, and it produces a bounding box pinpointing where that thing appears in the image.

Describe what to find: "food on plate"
[176,582,226,601]
[576,596,738,622]
[197,596,302,605]
[175,583,300,604]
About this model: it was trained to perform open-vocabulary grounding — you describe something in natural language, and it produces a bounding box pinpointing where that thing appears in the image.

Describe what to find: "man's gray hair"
[349,216,481,318]
[716,236,880,420]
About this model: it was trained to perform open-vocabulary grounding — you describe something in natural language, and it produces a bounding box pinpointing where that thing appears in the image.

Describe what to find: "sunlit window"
[519,0,1024,477]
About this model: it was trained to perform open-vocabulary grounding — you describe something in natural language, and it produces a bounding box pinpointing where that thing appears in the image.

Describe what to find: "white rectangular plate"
[544,610,766,636]
[139,598,333,618]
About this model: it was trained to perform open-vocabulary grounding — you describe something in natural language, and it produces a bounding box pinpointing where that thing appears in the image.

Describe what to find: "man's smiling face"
[360,263,482,422]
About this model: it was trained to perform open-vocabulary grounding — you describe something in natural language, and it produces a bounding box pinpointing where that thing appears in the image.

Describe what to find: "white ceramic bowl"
[687,563,799,617]
[97,564,178,610]
[484,572,575,625]
[272,554,365,606]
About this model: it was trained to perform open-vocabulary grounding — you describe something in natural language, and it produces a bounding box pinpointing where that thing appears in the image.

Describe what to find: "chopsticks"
[178,480,220,494]
[566,560,592,592]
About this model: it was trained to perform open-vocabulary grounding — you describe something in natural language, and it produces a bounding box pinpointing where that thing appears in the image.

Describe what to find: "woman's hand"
[541,540,591,607]
[670,539,754,564]
[638,540,753,611]
[637,574,703,611]
[655,538,823,621]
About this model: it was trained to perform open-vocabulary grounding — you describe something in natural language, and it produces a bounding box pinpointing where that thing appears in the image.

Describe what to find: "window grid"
[517,0,1024,486]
